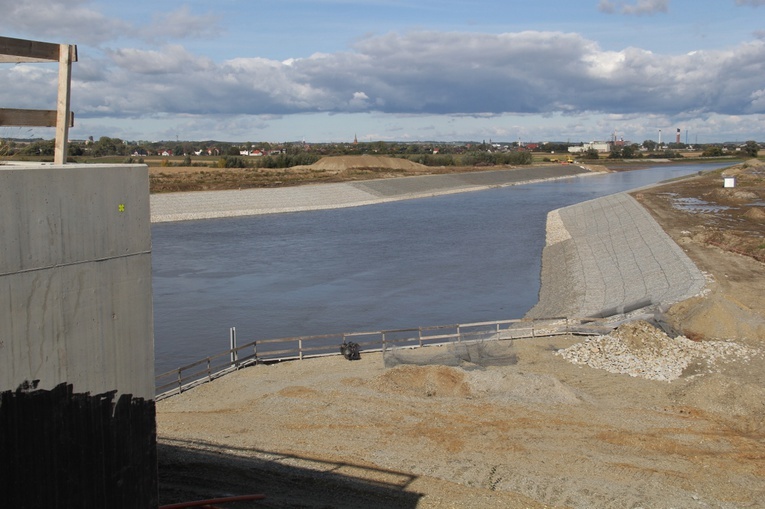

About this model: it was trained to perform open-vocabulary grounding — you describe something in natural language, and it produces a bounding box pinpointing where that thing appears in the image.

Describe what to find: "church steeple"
[353,134,358,145]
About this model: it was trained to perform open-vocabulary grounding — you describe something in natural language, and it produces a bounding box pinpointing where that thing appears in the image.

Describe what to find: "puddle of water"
[670,196,732,214]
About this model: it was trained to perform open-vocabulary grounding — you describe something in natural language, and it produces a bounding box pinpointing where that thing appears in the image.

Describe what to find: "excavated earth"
[156,159,765,509]
[149,155,507,192]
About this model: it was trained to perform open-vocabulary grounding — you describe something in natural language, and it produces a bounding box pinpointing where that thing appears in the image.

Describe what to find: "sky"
[1,0,765,144]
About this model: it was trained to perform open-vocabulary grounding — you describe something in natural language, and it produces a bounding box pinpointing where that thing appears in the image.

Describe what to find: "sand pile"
[308,155,429,172]
[369,360,585,405]
[667,293,765,341]
[671,374,765,432]
[371,365,472,398]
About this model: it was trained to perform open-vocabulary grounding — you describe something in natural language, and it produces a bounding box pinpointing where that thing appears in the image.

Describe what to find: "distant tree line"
[707,140,759,158]
[400,150,533,167]
[2,136,759,165]
[215,152,322,169]
[608,144,685,159]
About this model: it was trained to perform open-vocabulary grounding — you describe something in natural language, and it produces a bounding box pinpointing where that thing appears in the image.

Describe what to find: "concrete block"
[0,164,153,400]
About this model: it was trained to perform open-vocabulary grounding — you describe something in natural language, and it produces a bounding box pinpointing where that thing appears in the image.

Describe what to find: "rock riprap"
[556,320,761,381]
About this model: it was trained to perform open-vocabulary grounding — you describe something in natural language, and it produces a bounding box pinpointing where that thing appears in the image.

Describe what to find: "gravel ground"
[157,333,765,508]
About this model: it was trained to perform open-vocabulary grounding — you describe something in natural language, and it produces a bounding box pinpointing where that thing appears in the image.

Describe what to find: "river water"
[152,163,729,374]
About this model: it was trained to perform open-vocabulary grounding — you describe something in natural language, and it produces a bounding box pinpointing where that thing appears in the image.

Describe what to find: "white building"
[568,141,612,154]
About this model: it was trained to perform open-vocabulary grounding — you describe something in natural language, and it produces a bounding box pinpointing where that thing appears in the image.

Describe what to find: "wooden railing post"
[1,37,77,164]
[54,44,75,165]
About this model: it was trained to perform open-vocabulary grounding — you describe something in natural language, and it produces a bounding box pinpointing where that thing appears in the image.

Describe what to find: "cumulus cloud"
[3,30,764,124]
[0,0,131,45]
[0,0,221,47]
[0,65,59,109]
[145,6,222,41]
[599,0,669,15]
[349,91,371,109]
[107,45,215,75]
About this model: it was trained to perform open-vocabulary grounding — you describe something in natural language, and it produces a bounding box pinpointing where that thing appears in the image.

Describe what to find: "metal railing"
[155,317,606,401]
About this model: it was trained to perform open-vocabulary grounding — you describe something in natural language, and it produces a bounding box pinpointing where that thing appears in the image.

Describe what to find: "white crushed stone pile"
[557,320,760,381]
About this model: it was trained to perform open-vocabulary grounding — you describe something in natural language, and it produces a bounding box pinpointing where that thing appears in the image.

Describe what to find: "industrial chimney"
[676,128,681,144]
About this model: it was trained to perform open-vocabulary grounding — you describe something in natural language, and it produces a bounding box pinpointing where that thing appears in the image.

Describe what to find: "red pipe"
[159,494,266,509]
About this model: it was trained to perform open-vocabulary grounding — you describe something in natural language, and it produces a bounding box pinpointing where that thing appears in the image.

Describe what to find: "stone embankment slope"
[526,192,706,320]
[150,165,587,222]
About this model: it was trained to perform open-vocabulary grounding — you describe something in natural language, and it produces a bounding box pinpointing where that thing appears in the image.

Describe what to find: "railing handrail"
[155,316,607,400]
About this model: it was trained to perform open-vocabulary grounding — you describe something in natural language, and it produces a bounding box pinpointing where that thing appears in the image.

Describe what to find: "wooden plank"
[54,44,75,164]
[0,108,73,127]
[0,36,64,63]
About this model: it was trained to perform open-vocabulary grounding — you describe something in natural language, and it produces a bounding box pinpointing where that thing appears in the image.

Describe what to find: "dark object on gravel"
[340,341,361,360]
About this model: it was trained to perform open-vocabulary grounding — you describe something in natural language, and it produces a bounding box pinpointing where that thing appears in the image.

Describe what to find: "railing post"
[230,327,238,368]
[158,318,551,397]
[54,44,75,165]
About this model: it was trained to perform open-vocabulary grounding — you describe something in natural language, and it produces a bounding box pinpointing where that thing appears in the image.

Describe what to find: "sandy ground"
[156,159,765,508]
[148,155,603,193]
[150,155,504,193]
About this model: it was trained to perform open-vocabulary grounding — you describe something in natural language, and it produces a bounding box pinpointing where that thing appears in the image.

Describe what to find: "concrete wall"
[0,164,154,400]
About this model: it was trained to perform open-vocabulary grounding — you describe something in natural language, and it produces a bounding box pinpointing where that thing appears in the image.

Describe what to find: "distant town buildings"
[568,141,613,154]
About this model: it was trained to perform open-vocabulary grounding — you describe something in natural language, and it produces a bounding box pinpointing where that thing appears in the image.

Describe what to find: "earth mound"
[744,207,765,221]
[371,365,472,398]
[666,292,765,341]
[307,155,430,172]
[369,362,584,405]
[671,374,765,432]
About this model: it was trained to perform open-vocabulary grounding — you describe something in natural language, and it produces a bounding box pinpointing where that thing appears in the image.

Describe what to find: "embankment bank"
[525,192,706,320]
[149,165,590,222]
